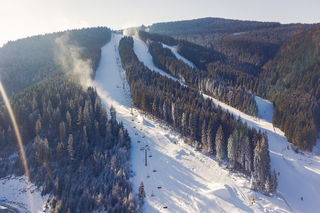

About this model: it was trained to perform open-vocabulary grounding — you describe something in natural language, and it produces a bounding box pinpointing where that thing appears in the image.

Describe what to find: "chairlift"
[137,140,140,143]
[133,126,136,128]
[157,183,162,189]
[142,135,145,138]
[153,167,157,172]
[151,191,155,197]
[147,172,150,178]
[163,206,168,209]
[149,151,152,157]
[140,146,144,151]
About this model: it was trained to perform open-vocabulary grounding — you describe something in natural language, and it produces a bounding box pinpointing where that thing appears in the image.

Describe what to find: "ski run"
[1,33,320,213]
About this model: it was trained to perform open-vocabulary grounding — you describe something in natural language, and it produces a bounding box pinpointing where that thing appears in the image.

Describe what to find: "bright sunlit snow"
[0,175,48,213]
[2,32,320,213]
[161,43,196,68]
[89,33,320,213]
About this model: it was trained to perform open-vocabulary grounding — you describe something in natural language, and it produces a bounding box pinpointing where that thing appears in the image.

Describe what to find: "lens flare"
[0,80,34,212]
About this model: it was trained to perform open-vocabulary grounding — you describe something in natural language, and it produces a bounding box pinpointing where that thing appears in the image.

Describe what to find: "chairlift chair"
[157,183,162,189]
[137,140,140,143]
[147,172,150,178]
[142,135,145,138]
[153,167,157,172]
[149,151,152,157]
[151,191,155,197]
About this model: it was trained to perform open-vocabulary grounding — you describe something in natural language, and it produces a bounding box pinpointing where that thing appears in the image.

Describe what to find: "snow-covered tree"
[138,179,146,204]
[215,125,225,163]
[271,168,278,194]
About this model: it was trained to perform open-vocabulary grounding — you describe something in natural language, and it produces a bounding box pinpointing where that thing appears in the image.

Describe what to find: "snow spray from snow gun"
[0,80,34,213]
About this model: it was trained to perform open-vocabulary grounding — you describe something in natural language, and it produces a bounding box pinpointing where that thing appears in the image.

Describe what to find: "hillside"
[0,27,111,98]
[0,28,137,213]
[146,18,320,151]
[92,33,320,213]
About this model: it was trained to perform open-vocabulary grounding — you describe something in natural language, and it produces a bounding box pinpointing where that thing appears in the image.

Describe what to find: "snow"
[0,175,48,213]
[91,33,320,213]
[2,32,319,213]
[161,43,196,69]
[233,32,245,35]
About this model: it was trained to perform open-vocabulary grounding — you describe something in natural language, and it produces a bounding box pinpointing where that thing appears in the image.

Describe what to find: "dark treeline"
[0,27,111,98]
[149,20,320,151]
[139,31,258,116]
[119,36,277,194]
[0,76,138,212]
[139,30,221,71]
[138,30,178,46]
[149,17,281,36]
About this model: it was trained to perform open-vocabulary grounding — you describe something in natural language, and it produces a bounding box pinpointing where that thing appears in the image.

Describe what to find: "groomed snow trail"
[91,33,299,213]
[131,36,320,213]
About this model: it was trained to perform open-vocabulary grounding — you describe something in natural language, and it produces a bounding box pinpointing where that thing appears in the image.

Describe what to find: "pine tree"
[201,120,207,151]
[77,106,83,127]
[227,131,238,168]
[59,122,66,144]
[215,125,225,163]
[66,111,72,130]
[271,168,278,194]
[67,134,74,165]
[35,118,42,135]
[181,112,188,136]
[243,136,252,174]
[265,176,271,195]
[138,179,145,204]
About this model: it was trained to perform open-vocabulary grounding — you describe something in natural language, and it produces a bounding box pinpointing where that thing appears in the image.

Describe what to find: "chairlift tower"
[141,145,150,166]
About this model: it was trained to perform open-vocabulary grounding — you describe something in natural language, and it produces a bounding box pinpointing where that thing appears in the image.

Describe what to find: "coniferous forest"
[146,20,320,151]
[119,36,277,194]
[0,28,139,212]
[139,31,258,116]
[1,16,320,212]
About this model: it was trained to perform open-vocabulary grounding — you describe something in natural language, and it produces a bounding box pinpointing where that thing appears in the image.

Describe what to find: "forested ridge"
[146,19,320,151]
[0,28,140,212]
[119,36,277,195]
[138,31,258,116]
[0,27,111,98]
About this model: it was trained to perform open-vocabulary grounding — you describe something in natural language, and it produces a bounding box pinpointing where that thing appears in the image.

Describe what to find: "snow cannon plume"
[55,32,93,89]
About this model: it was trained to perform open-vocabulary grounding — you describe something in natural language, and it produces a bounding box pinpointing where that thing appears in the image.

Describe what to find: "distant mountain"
[149,17,281,35]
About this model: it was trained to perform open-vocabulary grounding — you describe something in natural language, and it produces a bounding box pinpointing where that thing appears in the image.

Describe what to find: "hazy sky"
[1,0,319,46]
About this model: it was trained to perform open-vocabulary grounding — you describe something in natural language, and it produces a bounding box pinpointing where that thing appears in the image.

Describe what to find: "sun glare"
[0,80,34,212]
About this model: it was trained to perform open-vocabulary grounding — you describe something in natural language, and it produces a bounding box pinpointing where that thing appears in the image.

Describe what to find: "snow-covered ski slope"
[161,43,196,68]
[0,175,48,213]
[93,34,320,213]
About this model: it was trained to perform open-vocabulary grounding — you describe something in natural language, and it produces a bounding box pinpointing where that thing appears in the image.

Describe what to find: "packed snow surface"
[2,32,319,213]
[161,43,196,68]
[91,33,320,213]
[0,175,48,213]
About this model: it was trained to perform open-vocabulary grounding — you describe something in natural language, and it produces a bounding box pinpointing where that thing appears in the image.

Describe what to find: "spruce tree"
[271,168,278,194]
[138,179,145,204]
[215,125,225,163]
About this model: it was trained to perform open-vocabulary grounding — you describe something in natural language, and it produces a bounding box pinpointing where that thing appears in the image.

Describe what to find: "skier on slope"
[251,198,255,205]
